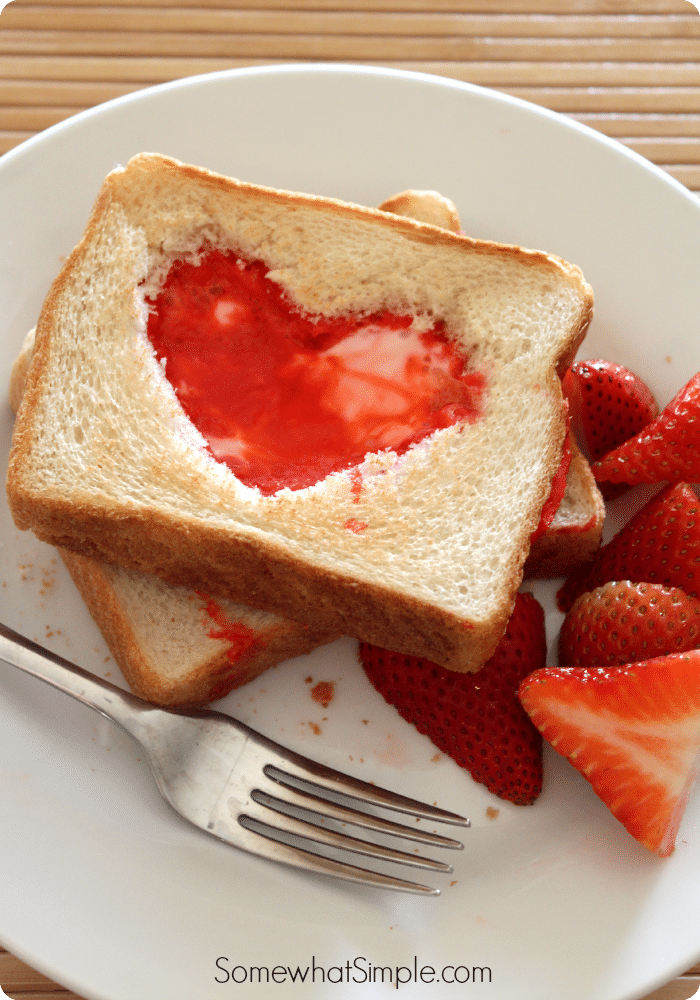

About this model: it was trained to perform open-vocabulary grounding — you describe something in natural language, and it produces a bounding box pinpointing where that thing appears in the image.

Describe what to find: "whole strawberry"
[519,652,700,856]
[360,592,545,805]
[559,580,700,667]
[557,482,700,612]
[592,371,700,487]
[563,359,658,463]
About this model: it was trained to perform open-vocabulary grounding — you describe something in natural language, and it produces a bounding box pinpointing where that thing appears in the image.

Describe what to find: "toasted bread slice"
[7,190,598,705]
[7,154,593,672]
[9,333,339,706]
[58,548,335,706]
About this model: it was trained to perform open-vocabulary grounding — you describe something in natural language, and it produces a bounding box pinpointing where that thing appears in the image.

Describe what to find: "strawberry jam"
[198,595,262,664]
[146,250,485,495]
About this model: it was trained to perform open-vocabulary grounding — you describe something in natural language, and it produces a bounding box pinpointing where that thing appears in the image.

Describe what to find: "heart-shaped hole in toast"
[146,249,486,495]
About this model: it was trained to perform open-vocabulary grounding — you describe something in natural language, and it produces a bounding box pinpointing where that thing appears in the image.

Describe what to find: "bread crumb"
[486,806,500,820]
[431,753,441,762]
[308,722,321,735]
[310,680,335,707]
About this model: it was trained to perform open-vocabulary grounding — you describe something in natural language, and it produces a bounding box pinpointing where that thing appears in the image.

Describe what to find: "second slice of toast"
[59,548,337,706]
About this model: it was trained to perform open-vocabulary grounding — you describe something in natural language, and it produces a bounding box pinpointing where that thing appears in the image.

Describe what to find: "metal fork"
[0,622,469,895]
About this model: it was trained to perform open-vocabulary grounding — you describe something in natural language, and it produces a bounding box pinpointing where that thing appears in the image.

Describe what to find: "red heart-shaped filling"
[146,249,485,495]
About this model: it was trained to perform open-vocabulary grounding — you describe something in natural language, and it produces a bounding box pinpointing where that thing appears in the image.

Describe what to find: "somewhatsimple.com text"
[214,955,492,986]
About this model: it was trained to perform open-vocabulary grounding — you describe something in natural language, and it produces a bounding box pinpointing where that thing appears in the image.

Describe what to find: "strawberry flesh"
[519,652,700,856]
[592,371,700,487]
[559,580,700,667]
[557,482,700,612]
[359,592,546,805]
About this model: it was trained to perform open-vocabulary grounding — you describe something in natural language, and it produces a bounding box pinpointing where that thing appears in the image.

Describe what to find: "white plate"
[1,65,700,1000]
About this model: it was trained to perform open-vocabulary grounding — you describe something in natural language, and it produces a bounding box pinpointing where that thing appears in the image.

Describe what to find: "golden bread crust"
[377,189,462,234]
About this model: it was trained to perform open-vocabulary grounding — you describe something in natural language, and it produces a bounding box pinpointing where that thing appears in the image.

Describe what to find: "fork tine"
[262,760,470,827]
[207,711,470,828]
[254,772,464,849]
[229,815,442,895]
[244,791,452,872]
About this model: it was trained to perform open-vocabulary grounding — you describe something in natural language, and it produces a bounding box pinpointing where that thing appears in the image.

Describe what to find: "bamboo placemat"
[1,1,700,998]
[0,0,700,194]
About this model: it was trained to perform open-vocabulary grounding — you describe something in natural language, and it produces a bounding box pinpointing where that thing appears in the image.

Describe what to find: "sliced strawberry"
[557,482,700,612]
[359,592,545,804]
[592,371,700,487]
[519,652,700,856]
[562,359,658,463]
[559,580,700,667]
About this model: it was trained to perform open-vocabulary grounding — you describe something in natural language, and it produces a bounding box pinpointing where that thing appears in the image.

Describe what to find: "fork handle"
[0,621,153,739]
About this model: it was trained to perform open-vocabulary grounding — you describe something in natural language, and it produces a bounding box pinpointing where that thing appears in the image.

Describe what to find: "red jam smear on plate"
[146,250,486,495]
